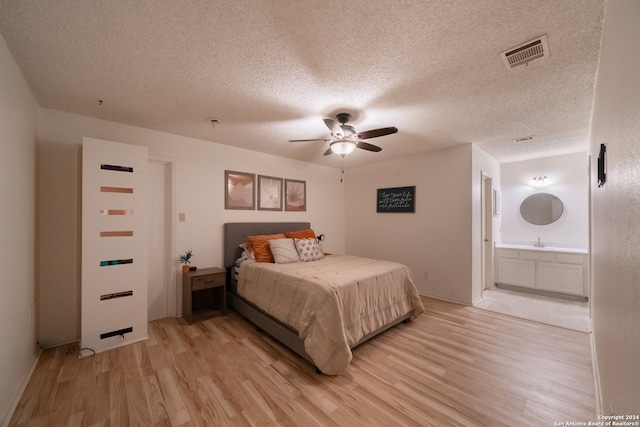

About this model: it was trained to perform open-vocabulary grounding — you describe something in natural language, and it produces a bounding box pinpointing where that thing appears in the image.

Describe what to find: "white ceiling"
[0,0,605,168]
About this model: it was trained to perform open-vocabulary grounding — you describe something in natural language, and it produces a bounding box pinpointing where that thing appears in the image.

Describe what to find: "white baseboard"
[1,347,42,427]
[589,323,603,417]
[418,291,470,306]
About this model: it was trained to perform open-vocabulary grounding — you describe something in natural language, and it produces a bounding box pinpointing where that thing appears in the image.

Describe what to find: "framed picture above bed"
[284,179,306,211]
[257,175,283,211]
[225,170,255,210]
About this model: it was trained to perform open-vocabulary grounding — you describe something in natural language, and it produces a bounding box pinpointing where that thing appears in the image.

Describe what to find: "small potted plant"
[179,250,193,273]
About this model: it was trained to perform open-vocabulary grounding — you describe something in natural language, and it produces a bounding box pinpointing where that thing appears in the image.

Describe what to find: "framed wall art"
[258,175,283,211]
[284,179,306,212]
[225,170,255,210]
[376,186,415,213]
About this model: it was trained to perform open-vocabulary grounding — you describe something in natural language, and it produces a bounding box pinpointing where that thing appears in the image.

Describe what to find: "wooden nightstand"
[182,267,226,324]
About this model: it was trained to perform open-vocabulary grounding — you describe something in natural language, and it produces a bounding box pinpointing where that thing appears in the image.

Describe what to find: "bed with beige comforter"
[237,254,424,375]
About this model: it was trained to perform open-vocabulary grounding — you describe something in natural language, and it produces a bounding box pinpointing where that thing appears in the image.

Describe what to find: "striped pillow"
[268,238,300,264]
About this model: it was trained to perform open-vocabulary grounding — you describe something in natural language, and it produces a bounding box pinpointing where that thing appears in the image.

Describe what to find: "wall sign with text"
[376,186,415,213]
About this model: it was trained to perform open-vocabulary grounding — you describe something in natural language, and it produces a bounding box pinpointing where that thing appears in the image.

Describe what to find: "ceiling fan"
[289,113,398,157]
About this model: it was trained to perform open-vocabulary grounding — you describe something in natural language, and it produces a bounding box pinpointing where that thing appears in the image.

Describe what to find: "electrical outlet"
[424,271,430,279]
[179,212,186,222]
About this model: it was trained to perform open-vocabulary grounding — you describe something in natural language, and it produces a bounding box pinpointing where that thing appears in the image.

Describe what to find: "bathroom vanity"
[495,245,588,299]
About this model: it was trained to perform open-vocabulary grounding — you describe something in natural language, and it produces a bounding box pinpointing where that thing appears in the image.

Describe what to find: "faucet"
[534,237,544,247]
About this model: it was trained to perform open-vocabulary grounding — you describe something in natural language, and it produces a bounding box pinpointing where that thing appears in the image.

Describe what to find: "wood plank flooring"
[9,297,596,426]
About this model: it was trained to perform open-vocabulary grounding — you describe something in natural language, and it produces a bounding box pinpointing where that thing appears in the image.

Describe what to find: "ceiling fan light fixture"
[294,113,390,156]
[330,140,357,157]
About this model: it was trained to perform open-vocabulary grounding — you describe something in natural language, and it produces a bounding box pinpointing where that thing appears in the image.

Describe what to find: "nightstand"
[182,267,226,324]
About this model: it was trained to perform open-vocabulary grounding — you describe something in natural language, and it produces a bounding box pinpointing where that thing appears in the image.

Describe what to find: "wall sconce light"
[528,175,551,187]
[317,234,325,242]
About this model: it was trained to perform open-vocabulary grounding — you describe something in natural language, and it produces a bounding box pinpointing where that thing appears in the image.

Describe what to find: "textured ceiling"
[0,0,605,168]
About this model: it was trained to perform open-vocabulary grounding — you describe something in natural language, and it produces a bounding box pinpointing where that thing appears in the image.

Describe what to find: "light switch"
[179,212,186,222]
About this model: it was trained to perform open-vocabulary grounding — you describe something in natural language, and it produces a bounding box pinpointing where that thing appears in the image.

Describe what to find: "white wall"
[589,0,640,415]
[37,108,345,348]
[500,152,589,248]
[346,144,477,304]
[0,35,39,425]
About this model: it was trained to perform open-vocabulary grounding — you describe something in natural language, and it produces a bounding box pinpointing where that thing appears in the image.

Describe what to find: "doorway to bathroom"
[475,152,591,332]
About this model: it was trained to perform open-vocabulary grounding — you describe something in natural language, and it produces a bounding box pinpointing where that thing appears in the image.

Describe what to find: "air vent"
[500,35,549,70]
[514,135,535,143]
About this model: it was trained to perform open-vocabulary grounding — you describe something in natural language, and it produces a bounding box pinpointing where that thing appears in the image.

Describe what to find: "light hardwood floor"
[10,297,596,426]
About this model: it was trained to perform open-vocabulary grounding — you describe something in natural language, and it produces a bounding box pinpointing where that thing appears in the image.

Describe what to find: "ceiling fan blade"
[323,147,333,156]
[323,118,343,136]
[356,127,398,139]
[289,138,329,142]
[356,141,382,152]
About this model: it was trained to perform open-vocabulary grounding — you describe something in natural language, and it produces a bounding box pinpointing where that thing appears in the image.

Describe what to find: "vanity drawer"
[496,249,519,259]
[519,251,554,262]
[557,253,585,265]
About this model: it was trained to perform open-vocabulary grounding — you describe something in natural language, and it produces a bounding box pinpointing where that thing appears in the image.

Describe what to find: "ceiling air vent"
[500,35,549,70]
[514,135,535,143]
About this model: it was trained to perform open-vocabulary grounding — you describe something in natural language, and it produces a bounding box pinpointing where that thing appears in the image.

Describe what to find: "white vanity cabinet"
[496,247,587,298]
[497,250,536,289]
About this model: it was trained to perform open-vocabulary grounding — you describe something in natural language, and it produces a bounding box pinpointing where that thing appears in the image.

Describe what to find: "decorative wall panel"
[81,137,148,356]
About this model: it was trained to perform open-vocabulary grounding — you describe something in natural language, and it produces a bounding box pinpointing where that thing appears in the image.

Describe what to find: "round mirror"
[520,193,564,225]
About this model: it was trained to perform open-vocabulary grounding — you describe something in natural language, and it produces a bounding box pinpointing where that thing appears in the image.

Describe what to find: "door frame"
[149,155,178,317]
[481,172,495,296]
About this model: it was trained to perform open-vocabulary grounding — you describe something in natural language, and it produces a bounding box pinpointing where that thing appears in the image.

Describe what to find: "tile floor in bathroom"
[475,286,590,332]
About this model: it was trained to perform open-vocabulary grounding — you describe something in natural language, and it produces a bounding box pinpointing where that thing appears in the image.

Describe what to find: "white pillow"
[239,242,255,259]
[294,238,324,262]
[268,238,300,264]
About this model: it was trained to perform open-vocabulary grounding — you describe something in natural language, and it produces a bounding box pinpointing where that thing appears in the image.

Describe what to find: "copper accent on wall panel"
[100,231,133,237]
[100,186,133,194]
[99,209,128,215]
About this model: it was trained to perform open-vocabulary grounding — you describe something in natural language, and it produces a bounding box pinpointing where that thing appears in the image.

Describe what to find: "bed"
[223,222,424,375]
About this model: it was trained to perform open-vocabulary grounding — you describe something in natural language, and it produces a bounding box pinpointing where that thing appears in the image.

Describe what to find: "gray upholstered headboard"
[223,222,311,268]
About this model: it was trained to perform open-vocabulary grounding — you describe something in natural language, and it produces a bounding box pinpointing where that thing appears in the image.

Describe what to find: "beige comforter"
[237,255,424,374]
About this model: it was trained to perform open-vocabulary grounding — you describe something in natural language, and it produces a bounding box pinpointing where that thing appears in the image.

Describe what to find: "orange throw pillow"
[247,234,286,263]
[285,229,317,240]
